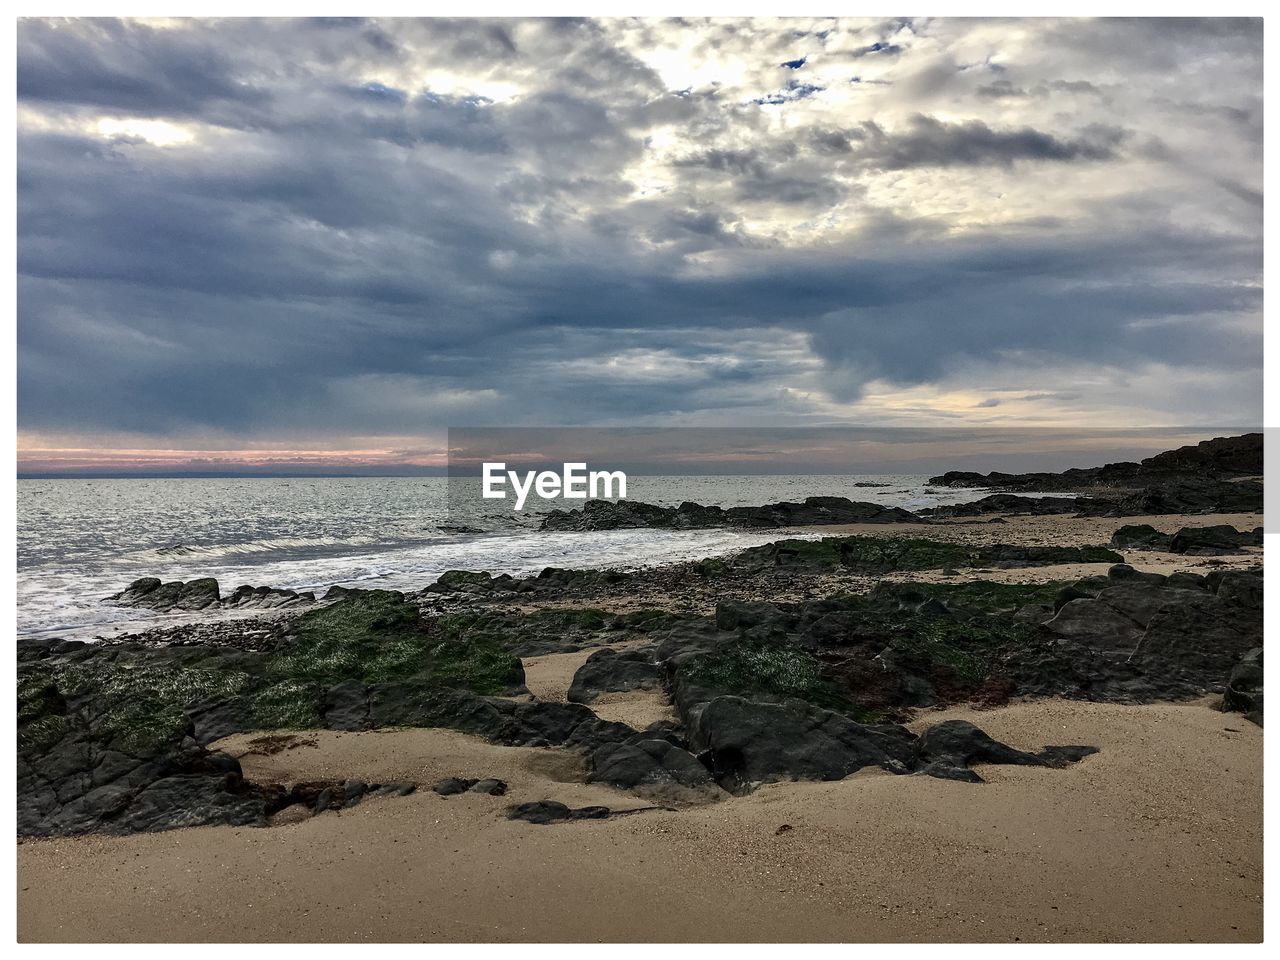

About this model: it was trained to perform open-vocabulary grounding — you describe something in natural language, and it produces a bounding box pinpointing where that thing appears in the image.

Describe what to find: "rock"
[425,570,518,594]
[507,800,613,824]
[1025,568,1262,702]
[541,496,921,532]
[1109,478,1263,516]
[567,648,663,704]
[1108,523,1261,555]
[927,434,1261,491]
[342,779,366,807]
[588,738,719,802]
[106,577,222,612]
[679,695,1095,792]
[1169,524,1262,555]
[914,720,1097,782]
[1223,648,1263,726]
[684,695,916,792]
[320,679,371,731]
[1110,524,1172,551]
[923,494,1091,518]
[226,585,313,609]
[373,782,417,797]
[433,777,476,796]
[106,577,314,613]
[728,536,1120,575]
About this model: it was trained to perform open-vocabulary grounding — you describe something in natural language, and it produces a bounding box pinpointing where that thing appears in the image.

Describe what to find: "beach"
[18,696,1261,942]
[15,435,1266,943]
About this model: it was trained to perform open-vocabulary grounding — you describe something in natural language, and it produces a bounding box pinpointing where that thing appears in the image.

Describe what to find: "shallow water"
[16,474,993,638]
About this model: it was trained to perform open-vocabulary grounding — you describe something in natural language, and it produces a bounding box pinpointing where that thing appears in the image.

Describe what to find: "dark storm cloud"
[15,17,1264,443]
[17,19,268,117]
[847,115,1126,169]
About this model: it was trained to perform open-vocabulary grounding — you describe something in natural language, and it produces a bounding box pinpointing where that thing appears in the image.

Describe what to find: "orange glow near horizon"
[16,436,451,473]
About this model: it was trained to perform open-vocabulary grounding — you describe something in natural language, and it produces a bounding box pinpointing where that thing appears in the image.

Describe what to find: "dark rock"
[923,494,1091,518]
[928,433,1261,491]
[433,777,476,796]
[343,779,366,807]
[914,720,1097,782]
[106,577,222,612]
[728,536,1121,575]
[507,800,613,824]
[1110,524,1173,551]
[1108,478,1263,517]
[321,679,371,731]
[425,570,518,595]
[541,496,921,532]
[685,695,916,792]
[1223,648,1263,726]
[1025,568,1263,702]
[226,584,313,609]
[567,648,663,704]
[373,782,417,797]
[107,577,315,613]
[1169,524,1262,555]
[588,738,719,801]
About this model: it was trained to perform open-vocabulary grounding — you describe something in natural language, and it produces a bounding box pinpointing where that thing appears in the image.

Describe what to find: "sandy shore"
[18,698,1261,943]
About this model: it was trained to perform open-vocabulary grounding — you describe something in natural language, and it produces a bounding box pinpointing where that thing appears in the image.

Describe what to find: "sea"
[16,475,997,640]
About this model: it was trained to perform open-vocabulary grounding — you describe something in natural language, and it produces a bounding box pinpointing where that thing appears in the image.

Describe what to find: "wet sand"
[17,699,1261,943]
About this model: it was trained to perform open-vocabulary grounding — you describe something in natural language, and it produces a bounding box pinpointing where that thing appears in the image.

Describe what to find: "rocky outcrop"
[922,494,1089,518]
[106,577,315,612]
[1106,478,1263,516]
[541,496,921,532]
[1110,524,1174,551]
[587,728,721,802]
[1168,525,1263,555]
[1110,523,1263,554]
[925,479,1262,519]
[1020,565,1264,702]
[728,536,1122,574]
[928,433,1261,491]
[21,579,1118,835]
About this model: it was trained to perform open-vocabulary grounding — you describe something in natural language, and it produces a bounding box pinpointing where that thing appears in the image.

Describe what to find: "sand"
[17,699,1261,943]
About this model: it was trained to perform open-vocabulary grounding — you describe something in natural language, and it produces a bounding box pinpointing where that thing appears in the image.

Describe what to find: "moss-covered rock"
[729,536,1121,574]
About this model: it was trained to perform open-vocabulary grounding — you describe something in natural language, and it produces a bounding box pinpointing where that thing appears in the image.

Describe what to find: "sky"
[15,17,1263,475]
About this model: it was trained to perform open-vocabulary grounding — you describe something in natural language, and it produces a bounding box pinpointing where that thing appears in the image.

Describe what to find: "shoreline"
[16,476,1265,943]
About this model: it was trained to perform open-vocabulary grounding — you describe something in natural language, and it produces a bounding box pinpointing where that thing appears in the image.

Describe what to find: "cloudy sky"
[16,17,1262,474]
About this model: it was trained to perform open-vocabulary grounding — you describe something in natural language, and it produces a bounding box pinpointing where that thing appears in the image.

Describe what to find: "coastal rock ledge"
[541,496,921,531]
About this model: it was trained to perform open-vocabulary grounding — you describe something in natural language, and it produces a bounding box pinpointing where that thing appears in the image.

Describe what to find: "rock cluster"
[106,577,318,612]
[1110,523,1262,554]
[928,433,1261,490]
[1023,564,1263,702]
[541,496,921,531]
[922,435,1263,517]
[433,777,507,796]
